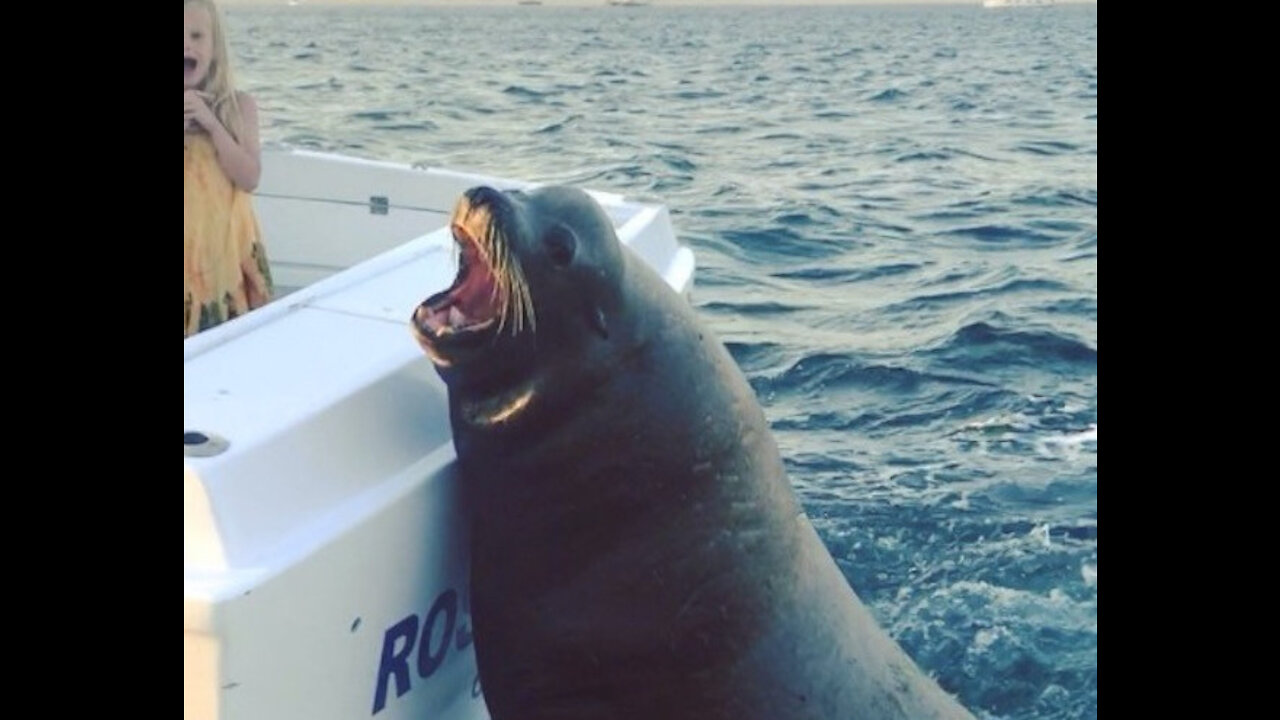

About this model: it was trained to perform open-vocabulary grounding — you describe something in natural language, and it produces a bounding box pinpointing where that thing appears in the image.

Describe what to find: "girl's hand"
[184,90,217,132]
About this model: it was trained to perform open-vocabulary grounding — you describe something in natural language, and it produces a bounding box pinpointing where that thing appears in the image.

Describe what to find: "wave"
[924,321,1097,371]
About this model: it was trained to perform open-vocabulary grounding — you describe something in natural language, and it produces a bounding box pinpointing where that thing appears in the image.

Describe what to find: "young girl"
[184,0,273,338]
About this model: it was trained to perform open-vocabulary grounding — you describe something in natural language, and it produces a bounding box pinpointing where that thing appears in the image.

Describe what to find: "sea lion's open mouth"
[184,57,197,74]
[417,222,502,336]
[414,190,535,342]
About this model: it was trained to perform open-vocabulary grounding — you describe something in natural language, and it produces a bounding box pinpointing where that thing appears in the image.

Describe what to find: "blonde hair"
[185,0,244,141]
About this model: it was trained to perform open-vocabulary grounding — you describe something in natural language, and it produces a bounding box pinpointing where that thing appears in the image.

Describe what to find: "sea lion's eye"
[545,225,576,267]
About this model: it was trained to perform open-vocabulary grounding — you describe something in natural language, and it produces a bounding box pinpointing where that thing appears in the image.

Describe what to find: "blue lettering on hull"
[371,589,474,715]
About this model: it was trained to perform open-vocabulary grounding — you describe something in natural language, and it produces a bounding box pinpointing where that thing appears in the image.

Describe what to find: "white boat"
[982,0,1054,7]
[184,147,694,720]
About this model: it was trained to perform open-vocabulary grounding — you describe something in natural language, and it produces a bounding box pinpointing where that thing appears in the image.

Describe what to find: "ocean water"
[227,4,1098,719]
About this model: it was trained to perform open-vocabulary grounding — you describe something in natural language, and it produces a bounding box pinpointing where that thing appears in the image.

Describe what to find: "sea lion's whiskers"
[474,211,535,336]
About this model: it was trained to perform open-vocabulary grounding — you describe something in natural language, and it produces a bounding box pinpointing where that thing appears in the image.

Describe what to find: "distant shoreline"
[221,0,1099,8]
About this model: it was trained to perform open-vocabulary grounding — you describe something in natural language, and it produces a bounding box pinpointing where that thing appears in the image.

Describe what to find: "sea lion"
[411,185,975,720]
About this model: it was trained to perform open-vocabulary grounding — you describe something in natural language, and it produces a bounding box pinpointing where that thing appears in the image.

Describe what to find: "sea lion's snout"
[464,185,508,208]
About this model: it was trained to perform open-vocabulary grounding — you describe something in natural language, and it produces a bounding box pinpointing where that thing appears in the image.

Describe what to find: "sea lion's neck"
[454,380,537,429]
[449,305,637,439]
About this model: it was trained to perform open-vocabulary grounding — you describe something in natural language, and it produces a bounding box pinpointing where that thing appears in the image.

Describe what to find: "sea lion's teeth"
[449,306,467,327]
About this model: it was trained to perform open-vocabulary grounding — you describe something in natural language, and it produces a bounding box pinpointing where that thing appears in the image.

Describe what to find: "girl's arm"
[186,90,262,192]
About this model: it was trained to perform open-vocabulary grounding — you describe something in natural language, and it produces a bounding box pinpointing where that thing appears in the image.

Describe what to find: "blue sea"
[228,3,1098,719]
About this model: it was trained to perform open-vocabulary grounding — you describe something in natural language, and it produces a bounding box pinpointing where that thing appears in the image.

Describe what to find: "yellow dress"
[184,133,273,338]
